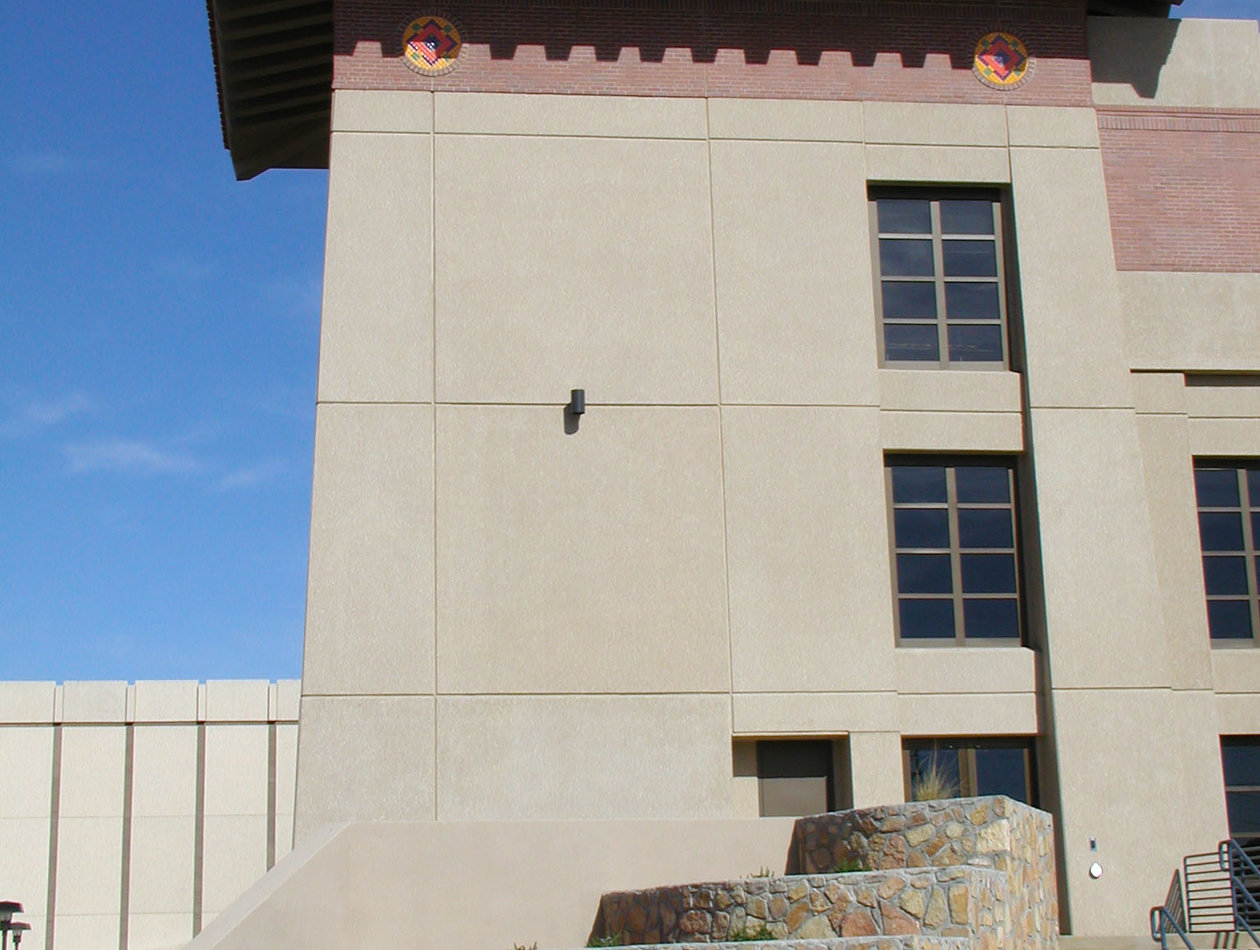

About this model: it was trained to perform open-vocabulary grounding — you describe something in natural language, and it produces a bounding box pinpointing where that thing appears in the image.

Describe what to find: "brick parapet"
[332,0,1092,105]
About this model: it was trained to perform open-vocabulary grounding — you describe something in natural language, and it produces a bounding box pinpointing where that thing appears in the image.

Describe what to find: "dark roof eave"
[208,0,332,180]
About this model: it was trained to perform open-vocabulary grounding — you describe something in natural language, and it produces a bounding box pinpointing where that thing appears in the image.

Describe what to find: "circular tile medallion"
[402,15,463,75]
[973,32,1031,89]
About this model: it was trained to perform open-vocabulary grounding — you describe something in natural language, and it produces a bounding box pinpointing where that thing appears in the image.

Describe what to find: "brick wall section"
[1099,108,1260,273]
[333,0,1093,106]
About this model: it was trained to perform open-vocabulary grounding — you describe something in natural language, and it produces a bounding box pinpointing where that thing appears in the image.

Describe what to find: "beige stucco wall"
[285,74,1260,944]
[0,681,298,950]
[1089,16,1260,110]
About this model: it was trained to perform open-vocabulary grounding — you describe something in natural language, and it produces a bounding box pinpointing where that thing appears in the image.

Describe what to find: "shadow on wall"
[338,1,1091,69]
[1087,16,1179,99]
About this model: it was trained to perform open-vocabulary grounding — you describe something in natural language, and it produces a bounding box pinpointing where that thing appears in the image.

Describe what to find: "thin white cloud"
[64,439,200,476]
[10,151,97,176]
[154,255,216,282]
[261,273,323,321]
[215,458,286,493]
[0,392,93,439]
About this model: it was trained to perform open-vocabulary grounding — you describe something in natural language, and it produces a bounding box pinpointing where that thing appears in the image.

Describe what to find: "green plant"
[910,756,958,802]
[829,853,865,873]
[728,922,776,942]
[749,867,773,878]
[588,931,626,948]
[512,943,538,950]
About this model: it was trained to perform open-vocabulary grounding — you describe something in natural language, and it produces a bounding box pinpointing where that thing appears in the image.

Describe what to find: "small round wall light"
[1088,862,1104,879]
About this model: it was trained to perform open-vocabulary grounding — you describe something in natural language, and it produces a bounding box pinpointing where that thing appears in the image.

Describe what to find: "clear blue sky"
[2,1,1257,683]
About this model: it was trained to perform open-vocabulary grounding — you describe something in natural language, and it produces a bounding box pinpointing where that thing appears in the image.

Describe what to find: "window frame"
[1194,461,1260,646]
[1221,737,1260,853]
[869,187,1013,371]
[886,457,1025,646]
[902,737,1037,806]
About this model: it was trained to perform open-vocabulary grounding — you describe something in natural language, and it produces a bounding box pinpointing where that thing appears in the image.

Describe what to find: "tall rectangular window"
[1195,463,1260,642]
[1221,736,1260,930]
[887,459,1022,643]
[1222,737,1260,848]
[870,190,1011,369]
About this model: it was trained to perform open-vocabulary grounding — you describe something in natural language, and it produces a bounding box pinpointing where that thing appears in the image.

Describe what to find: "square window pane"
[974,747,1029,802]
[877,199,931,234]
[1222,740,1260,787]
[1200,511,1245,551]
[963,598,1020,638]
[1249,469,1260,503]
[1227,791,1260,837]
[1209,600,1254,639]
[955,467,1011,504]
[885,323,940,362]
[892,466,948,504]
[958,508,1014,548]
[947,324,1004,363]
[882,281,937,319]
[942,240,997,277]
[939,200,995,236]
[907,748,961,799]
[1204,556,1250,596]
[895,508,950,549]
[897,554,954,593]
[945,282,1000,320]
[899,599,955,638]
[960,553,1017,593]
[1196,468,1241,508]
[880,239,935,276]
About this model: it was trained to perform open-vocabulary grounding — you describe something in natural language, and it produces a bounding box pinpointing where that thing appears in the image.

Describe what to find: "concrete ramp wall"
[186,817,798,950]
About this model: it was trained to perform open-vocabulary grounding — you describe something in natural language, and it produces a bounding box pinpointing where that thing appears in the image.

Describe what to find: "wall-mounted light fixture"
[568,389,585,415]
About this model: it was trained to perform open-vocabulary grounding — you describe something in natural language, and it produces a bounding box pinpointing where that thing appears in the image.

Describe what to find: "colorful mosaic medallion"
[402,15,463,75]
[973,32,1030,89]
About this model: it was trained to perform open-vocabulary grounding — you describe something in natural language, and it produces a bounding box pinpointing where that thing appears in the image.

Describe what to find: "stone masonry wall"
[596,868,1006,946]
[789,796,1057,950]
[608,939,972,950]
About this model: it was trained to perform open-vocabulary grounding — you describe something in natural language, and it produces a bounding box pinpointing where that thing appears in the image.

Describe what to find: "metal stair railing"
[1184,846,1239,935]
[1150,868,1193,949]
[1219,839,1260,947]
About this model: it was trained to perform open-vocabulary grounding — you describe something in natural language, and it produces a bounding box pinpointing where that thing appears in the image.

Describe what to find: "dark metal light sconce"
[568,389,585,415]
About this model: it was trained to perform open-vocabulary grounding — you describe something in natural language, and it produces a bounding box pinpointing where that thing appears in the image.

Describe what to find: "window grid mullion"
[1241,468,1260,641]
[946,468,965,644]
[930,201,948,369]
[959,748,976,798]
[886,467,902,640]
[1007,468,1021,639]
[992,204,1009,370]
